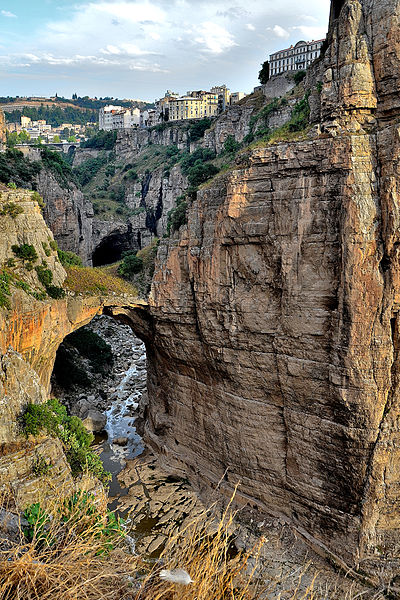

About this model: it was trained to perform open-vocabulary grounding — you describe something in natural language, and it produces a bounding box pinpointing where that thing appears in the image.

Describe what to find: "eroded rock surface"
[135,0,400,569]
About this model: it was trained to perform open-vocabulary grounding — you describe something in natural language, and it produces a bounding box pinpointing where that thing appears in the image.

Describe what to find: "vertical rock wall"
[141,0,400,567]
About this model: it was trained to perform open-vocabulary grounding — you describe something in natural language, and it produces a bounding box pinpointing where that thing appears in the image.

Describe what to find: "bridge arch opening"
[51,314,147,493]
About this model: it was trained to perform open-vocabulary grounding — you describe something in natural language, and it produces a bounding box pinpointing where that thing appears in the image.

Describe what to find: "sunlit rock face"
[141,0,400,568]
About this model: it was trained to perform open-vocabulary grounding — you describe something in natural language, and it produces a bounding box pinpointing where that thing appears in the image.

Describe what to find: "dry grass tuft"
[131,495,266,600]
[0,489,268,600]
[63,265,138,296]
[0,488,139,600]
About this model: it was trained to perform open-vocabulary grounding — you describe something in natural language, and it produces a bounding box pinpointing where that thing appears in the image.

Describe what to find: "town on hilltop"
[1,37,325,146]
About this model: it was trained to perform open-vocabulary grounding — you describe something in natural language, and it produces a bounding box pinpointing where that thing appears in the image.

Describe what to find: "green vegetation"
[188,118,212,141]
[80,130,117,150]
[0,202,24,218]
[223,135,241,155]
[66,328,113,374]
[286,92,310,132]
[0,270,11,309]
[293,70,307,85]
[22,490,125,555]
[63,264,138,295]
[242,92,310,147]
[32,455,52,477]
[73,153,108,186]
[118,252,143,278]
[167,195,188,234]
[5,105,97,127]
[258,60,270,84]
[31,191,45,209]
[57,249,83,267]
[35,264,53,287]
[42,242,51,256]
[40,148,75,188]
[20,398,110,483]
[12,243,38,262]
[46,285,66,299]
[0,149,42,187]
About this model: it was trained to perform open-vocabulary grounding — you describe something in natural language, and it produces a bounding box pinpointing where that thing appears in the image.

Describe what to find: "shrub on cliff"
[73,153,108,186]
[57,249,83,267]
[118,251,143,278]
[40,148,76,189]
[188,118,212,141]
[187,163,220,188]
[223,135,240,155]
[80,130,117,150]
[20,398,110,483]
[167,196,188,234]
[12,243,38,262]
[0,149,42,187]
[0,202,24,218]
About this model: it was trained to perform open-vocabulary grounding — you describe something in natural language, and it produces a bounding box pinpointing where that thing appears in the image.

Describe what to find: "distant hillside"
[1,96,154,127]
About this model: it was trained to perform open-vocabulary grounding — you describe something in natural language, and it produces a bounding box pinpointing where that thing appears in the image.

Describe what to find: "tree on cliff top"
[258,60,270,85]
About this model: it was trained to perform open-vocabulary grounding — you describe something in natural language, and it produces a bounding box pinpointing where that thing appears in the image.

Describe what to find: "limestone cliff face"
[141,0,400,567]
[0,190,147,507]
[91,163,187,261]
[37,169,94,266]
[116,124,191,156]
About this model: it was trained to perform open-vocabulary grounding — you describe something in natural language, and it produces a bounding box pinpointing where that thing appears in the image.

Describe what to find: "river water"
[85,316,147,498]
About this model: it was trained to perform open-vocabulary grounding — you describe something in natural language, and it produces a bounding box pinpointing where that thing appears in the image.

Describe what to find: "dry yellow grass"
[63,265,138,296]
[0,489,267,600]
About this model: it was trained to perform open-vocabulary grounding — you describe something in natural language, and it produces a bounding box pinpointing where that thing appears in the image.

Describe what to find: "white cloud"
[100,43,157,56]
[94,2,166,24]
[291,24,327,40]
[246,24,255,31]
[195,21,236,54]
[272,25,290,39]
[1,10,17,18]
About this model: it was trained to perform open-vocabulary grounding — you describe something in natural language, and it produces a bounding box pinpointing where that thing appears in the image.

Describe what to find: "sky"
[0,0,330,101]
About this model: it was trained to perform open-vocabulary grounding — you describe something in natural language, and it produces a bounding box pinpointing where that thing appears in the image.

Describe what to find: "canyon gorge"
[2,0,400,590]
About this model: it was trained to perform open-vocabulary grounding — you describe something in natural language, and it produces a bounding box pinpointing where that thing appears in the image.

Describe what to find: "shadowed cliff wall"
[141,0,400,568]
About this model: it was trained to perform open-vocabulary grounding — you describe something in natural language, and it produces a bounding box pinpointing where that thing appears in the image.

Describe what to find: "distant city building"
[269,39,325,77]
[230,92,246,104]
[210,85,231,112]
[168,90,219,122]
[99,105,140,130]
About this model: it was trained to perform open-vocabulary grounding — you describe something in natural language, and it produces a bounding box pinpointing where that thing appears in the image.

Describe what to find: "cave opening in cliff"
[92,232,133,266]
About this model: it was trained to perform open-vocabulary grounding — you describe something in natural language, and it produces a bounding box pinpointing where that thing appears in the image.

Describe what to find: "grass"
[64,265,138,296]
[0,489,267,600]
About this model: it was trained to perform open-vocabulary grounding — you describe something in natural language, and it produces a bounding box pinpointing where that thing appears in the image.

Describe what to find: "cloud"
[1,0,331,98]
[1,10,17,18]
[216,7,248,20]
[100,43,158,56]
[271,25,290,39]
[291,24,327,40]
[195,21,236,54]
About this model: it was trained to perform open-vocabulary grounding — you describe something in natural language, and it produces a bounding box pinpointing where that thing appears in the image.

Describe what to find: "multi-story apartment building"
[99,105,140,130]
[168,91,219,122]
[269,39,324,77]
[210,85,231,111]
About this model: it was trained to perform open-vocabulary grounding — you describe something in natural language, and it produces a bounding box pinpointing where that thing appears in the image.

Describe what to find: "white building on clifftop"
[99,105,140,130]
[269,39,324,77]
